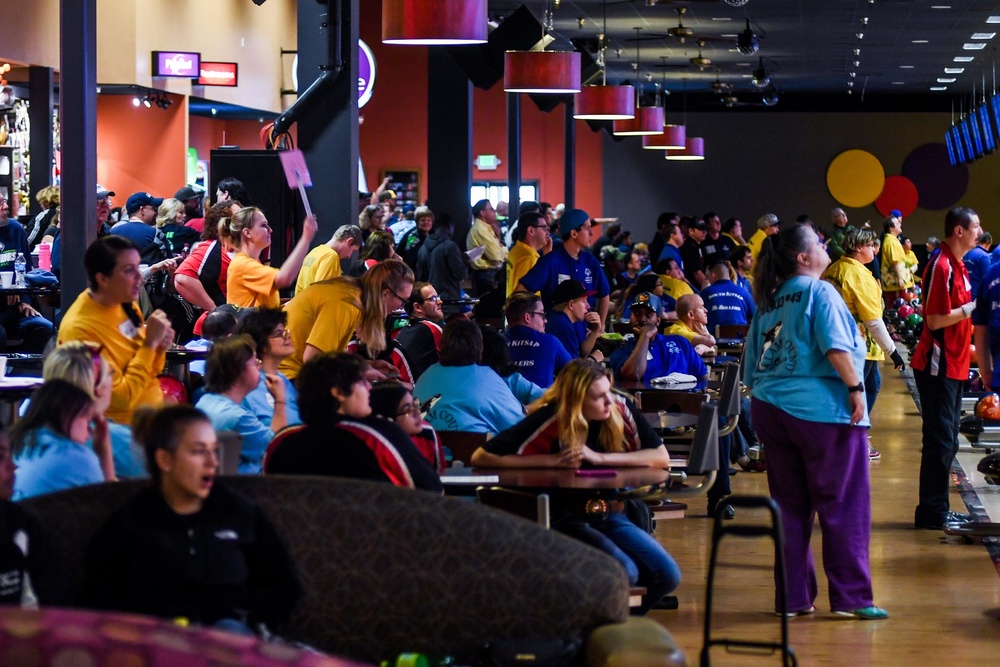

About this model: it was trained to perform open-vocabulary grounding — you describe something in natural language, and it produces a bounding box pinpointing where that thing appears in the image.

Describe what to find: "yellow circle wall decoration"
[826,149,886,208]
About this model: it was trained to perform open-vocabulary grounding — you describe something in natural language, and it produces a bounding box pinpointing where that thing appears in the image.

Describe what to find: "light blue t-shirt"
[195,393,274,474]
[414,364,525,435]
[242,371,301,428]
[743,275,868,427]
[12,428,105,500]
[504,371,545,406]
[109,422,148,479]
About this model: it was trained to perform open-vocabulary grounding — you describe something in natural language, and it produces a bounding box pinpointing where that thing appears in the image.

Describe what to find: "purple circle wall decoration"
[900,143,969,211]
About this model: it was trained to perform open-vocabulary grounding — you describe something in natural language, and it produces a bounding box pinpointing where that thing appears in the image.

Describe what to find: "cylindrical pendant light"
[574,85,635,120]
[504,51,582,94]
[382,0,488,45]
[612,106,665,136]
[665,137,705,161]
[642,124,686,149]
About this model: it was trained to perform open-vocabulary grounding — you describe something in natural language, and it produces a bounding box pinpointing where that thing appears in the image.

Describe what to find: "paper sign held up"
[278,149,313,189]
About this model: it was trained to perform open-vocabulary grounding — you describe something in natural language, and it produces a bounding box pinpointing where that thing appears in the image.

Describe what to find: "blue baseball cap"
[561,208,591,232]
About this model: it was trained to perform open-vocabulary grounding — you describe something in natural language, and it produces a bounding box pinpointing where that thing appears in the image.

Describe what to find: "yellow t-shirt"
[506,241,540,297]
[295,244,342,295]
[227,253,280,308]
[58,291,165,424]
[664,320,698,343]
[279,279,362,379]
[823,256,885,361]
[467,219,508,271]
[880,233,913,291]
[659,275,695,303]
[747,229,768,261]
[903,249,919,282]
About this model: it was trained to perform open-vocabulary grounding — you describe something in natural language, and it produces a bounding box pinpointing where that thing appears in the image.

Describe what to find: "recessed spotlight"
[854,48,861,55]
[988,16,1000,23]
[857,32,865,39]
[892,82,905,85]
[944,67,965,73]
[132,97,140,107]
[972,32,996,39]
[862,17,869,25]
[899,65,915,69]
[954,56,975,62]
[848,81,854,87]
[937,77,956,83]
[964,42,987,50]
[853,60,860,67]
[849,72,857,78]
[211,108,217,116]
[912,39,929,44]
[931,5,952,8]
[930,86,948,91]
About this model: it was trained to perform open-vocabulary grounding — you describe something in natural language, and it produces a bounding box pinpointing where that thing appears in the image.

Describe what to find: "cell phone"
[575,469,617,477]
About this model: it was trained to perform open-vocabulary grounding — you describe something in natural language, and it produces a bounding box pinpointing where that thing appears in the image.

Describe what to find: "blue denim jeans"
[559,513,681,615]
[863,359,881,416]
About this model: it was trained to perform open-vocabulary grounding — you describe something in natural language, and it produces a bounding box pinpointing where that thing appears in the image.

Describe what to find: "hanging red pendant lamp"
[382,0,488,45]
[642,124,686,149]
[504,51,582,94]
[612,106,665,136]
[574,85,635,120]
[665,137,705,161]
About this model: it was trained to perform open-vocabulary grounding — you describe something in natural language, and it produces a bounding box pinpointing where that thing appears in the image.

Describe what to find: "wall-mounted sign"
[358,39,376,108]
[474,154,501,171]
[153,51,201,78]
[198,61,238,87]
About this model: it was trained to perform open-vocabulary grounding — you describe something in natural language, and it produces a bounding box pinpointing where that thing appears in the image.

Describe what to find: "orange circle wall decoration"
[826,149,886,208]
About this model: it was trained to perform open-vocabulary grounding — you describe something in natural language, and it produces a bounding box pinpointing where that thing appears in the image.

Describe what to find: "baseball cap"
[756,213,780,230]
[890,209,902,219]
[379,190,397,202]
[175,185,204,201]
[692,220,708,231]
[96,184,115,199]
[402,203,416,214]
[359,190,372,200]
[553,279,597,305]
[560,208,591,232]
[630,291,657,312]
[126,192,164,214]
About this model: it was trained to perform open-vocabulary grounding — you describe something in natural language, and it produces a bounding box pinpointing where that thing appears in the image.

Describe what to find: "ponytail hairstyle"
[220,206,262,251]
[752,223,814,309]
[530,359,625,453]
[133,405,213,484]
[357,259,414,355]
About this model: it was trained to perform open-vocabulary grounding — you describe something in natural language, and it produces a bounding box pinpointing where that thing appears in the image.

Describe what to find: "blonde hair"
[43,341,108,398]
[357,259,414,355]
[156,198,185,228]
[221,206,262,250]
[529,359,625,453]
[36,185,60,209]
[359,205,383,232]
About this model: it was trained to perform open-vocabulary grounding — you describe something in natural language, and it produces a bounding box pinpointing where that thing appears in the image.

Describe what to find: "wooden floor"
[649,363,1000,665]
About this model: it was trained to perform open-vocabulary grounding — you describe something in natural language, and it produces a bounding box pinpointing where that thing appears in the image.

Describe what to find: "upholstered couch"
[21,476,686,666]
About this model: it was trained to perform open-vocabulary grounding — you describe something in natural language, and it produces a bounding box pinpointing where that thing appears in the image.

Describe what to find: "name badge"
[647,351,654,361]
[557,274,570,283]
[119,320,139,339]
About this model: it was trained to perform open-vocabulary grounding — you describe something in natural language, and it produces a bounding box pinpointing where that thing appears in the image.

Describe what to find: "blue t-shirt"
[242,371,301,428]
[743,275,868,426]
[195,393,274,474]
[0,221,32,271]
[506,325,573,388]
[545,311,589,358]
[736,274,752,299]
[973,261,1000,389]
[414,364,525,435]
[701,279,756,330]
[109,421,148,479]
[964,245,991,299]
[110,222,156,250]
[519,245,611,312]
[656,243,683,270]
[12,428,104,500]
[609,333,708,383]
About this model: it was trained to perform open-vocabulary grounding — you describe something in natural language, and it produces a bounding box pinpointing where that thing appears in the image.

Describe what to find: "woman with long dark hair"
[744,222,887,620]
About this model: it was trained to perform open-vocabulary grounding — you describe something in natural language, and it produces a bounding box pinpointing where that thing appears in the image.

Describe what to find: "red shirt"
[911,243,972,381]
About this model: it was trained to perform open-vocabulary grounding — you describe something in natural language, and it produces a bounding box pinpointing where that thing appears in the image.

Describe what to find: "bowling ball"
[975,393,1000,420]
[909,298,921,307]
[912,285,922,296]
[894,298,906,308]
[978,452,1000,485]
[906,313,923,328]
[902,291,916,303]
[898,304,915,318]
[158,374,188,404]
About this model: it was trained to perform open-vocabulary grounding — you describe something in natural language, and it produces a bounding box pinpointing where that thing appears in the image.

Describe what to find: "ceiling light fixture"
[892,81,905,85]
[613,28,663,135]
[382,0,487,45]
[132,96,141,107]
[643,124,686,150]
[988,16,1000,23]
[737,19,759,55]
[971,32,997,40]
[954,56,975,62]
[930,86,947,91]
[937,78,956,83]
[856,32,864,39]
[964,42,987,50]
[912,39,929,44]
[751,57,770,87]
[574,2,635,120]
[665,137,705,161]
[944,67,965,74]
[504,2,581,94]
[900,65,915,69]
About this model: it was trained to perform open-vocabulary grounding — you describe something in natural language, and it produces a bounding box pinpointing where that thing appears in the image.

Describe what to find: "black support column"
[28,67,54,217]
[296,0,358,241]
[60,0,97,311]
[427,48,473,248]
[563,98,575,209]
[506,93,521,221]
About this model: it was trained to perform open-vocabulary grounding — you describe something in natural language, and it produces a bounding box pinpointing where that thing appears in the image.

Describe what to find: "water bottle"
[14,253,26,288]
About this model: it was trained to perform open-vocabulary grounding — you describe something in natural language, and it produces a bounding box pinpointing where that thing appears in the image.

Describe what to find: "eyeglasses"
[269,328,292,340]
[530,310,548,320]
[387,286,410,305]
[396,402,421,417]
[413,294,442,304]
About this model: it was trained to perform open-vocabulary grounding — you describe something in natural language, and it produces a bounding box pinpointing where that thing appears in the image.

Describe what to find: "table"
[0,376,44,424]
[0,285,61,322]
[444,466,671,499]
[164,346,207,385]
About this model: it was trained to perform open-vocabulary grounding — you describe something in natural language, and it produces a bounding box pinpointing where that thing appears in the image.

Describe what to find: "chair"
[437,430,490,466]
[215,430,243,475]
[715,361,742,437]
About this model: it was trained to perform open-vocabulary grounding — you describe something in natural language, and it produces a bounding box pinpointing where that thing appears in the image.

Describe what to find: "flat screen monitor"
[967,115,985,158]
[950,125,967,164]
[944,130,957,166]
[990,94,1000,148]
[960,119,977,162]
[979,105,996,153]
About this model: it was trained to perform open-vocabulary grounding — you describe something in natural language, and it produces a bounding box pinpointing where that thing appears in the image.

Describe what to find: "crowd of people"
[5,174,994,631]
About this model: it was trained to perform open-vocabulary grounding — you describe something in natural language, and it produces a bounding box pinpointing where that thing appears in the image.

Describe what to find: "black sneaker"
[915,511,972,530]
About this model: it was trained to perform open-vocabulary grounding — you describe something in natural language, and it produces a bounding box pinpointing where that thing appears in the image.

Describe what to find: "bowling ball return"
[943,521,1000,542]
[959,414,1000,453]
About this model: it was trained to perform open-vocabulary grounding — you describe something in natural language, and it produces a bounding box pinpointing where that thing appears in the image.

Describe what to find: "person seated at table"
[392,281,445,383]
[11,380,117,500]
[80,405,301,636]
[546,279,605,362]
[184,304,241,378]
[236,307,301,428]
[347,230,398,277]
[0,191,54,354]
[617,272,674,324]
[480,324,544,406]
[505,292,573,388]
[414,319,524,435]
[471,359,680,615]
[700,261,755,333]
[657,258,696,306]
[280,259,413,381]
[195,335,286,474]
[223,206,317,308]
[664,294,717,349]
[59,236,174,425]
[611,292,710,383]
[42,341,147,479]
[264,353,442,493]
[369,381,446,474]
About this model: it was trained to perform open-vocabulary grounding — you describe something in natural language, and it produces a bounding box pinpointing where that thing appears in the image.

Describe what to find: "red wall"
[96,93,187,199]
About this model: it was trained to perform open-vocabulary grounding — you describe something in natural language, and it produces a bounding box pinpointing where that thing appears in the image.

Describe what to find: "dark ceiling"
[487,0,1000,110]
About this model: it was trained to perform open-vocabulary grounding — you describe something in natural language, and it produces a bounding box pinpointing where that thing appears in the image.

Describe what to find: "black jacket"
[0,501,66,606]
[417,231,467,302]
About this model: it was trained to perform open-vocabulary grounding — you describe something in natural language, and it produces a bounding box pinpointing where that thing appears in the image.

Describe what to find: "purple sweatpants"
[751,398,874,613]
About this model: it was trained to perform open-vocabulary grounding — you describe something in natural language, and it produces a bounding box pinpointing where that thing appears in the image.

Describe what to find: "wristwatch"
[847,382,865,393]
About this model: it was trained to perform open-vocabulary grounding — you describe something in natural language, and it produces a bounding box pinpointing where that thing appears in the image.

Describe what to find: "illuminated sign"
[152,51,201,78]
[358,39,376,108]
[198,62,238,87]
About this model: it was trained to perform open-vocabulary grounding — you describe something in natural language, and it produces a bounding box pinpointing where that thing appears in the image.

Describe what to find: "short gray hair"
[756,213,779,231]
[333,224,363,245]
